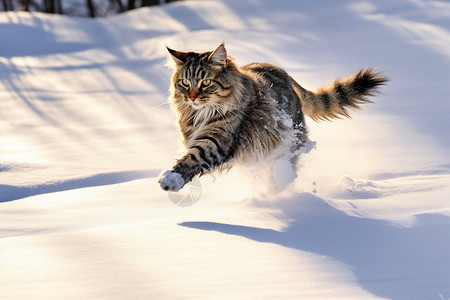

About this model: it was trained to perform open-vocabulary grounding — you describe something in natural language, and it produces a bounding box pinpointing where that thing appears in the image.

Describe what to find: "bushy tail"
[291,69,388,121]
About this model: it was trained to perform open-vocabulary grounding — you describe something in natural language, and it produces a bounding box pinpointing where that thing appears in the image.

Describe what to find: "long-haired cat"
[158,43,387,191]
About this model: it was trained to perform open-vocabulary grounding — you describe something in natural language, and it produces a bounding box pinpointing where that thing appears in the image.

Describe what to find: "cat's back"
[242,62,296,98]
[242,62,304,126]
[242,63,290,86]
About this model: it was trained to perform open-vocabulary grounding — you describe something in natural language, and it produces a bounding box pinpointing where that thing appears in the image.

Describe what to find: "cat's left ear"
[167,46,188,65]
[209,43,227,65]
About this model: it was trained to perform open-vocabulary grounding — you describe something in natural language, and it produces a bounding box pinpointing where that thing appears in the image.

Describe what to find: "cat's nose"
[188,91,199,101]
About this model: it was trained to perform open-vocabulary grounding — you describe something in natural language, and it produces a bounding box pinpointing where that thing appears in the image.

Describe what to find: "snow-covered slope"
[1,1,450,299]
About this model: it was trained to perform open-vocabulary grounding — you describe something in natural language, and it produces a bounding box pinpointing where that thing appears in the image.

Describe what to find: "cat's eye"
[181,79,190,87]
[202,79,212,87]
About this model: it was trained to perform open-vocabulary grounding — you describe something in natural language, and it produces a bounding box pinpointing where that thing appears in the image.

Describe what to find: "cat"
[158,43,387,192]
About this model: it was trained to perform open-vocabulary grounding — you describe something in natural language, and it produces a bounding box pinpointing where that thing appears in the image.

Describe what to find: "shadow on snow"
[180,193,450,300]
[0,169,158,203]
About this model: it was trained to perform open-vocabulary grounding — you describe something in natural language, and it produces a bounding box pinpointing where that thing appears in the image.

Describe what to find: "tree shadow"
[0,14,91,58]
[180,193,450,300]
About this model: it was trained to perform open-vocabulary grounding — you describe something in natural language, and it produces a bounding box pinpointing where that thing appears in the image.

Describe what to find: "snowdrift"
[1,1,450,299]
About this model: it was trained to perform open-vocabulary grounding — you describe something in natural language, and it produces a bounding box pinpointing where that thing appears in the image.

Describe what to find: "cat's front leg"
[158,150,207,191]
[159,137,228,191]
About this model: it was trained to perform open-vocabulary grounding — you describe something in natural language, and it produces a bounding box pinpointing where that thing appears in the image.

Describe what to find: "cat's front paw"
[158,170,185,192]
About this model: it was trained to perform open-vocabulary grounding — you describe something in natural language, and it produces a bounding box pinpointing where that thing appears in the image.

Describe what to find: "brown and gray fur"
[158,43,387,191]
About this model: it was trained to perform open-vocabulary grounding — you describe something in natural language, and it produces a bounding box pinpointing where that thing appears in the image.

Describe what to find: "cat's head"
[167,43,238,111]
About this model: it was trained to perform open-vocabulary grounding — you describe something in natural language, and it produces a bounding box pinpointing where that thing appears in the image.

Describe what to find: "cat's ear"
[166,46,188,65]
[208,43,227,65]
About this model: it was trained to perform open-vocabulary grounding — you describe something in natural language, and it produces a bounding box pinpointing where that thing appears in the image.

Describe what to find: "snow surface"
[1,0,450,299]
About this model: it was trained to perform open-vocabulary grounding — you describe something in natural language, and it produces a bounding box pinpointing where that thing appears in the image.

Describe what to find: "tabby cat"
[158,43,387,191]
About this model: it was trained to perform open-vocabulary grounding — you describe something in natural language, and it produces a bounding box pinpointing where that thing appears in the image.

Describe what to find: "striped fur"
[159,44,387,191]
[292,69,387,121]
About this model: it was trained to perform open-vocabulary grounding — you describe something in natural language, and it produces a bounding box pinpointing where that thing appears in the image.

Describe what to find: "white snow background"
[1,0,450,299]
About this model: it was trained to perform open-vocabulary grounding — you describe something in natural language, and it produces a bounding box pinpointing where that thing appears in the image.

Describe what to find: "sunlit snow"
[1,1,450,299]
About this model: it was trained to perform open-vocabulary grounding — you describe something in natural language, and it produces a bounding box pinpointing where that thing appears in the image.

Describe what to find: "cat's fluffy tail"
[292,69,388,121]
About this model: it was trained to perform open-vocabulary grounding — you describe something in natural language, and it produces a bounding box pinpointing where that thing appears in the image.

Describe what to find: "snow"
[1,0,450,299]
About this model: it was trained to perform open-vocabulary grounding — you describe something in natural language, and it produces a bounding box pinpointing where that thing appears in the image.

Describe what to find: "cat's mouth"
[186,97,209,110]
[189,102,205,110]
